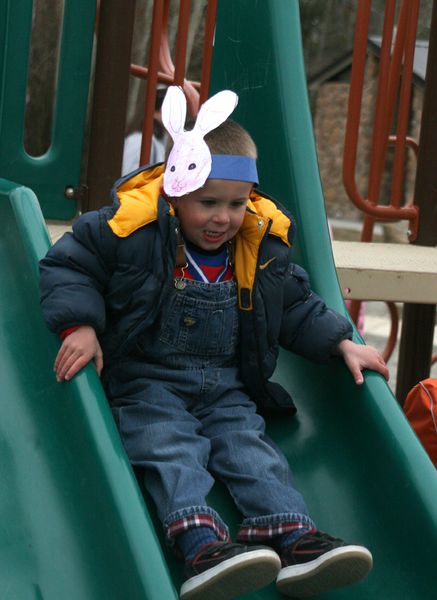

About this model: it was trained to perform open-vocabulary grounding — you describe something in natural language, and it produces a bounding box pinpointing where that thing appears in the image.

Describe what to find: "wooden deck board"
[332,241,437,304]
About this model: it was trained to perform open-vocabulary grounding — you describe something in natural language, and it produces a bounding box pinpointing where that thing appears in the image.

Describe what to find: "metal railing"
[342,0,422,362]
[343,0,420,240]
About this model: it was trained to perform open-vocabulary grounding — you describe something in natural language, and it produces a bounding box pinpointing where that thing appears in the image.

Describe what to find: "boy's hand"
[54,325,103,382]
[336,339,389,385]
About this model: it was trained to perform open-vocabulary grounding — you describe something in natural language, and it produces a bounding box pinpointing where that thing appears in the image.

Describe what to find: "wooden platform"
[332,240,437,304]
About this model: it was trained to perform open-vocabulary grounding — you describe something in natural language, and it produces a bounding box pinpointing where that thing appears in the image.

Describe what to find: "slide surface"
[1,1,437,599]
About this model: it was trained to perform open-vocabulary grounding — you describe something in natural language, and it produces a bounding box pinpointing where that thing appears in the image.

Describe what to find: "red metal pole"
[199,0,218,105]
[396,0,437,403]
[390,0,419,208]
[174,0,191,85]
[140,0,165,166]
[367,0,396,205]
[343,0,420,238]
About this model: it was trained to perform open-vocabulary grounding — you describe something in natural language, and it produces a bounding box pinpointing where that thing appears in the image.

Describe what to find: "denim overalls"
[107,276,315,546]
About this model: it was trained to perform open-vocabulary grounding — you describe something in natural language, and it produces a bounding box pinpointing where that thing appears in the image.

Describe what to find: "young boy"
[40,88,389,600]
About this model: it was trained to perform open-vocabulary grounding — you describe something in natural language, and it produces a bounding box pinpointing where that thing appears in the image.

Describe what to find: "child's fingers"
[366,351,389,381]
[376,359,390,381]
[55,347,76,378]
[54,327,102,382]
[54,342,69,372]
[56,348,82,381]
[56,346,102,381]
[64,354,92,381]
[351,358,389,386]
[352,366,364,385]
[343,355,364,385]
[356,373,364,385]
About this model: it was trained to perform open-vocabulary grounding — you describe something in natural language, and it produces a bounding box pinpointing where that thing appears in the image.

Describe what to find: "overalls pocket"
[159,282,238,356]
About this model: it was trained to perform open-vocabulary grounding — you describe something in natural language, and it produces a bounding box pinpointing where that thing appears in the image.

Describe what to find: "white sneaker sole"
[180,548,281,600]
[276,545,373,598]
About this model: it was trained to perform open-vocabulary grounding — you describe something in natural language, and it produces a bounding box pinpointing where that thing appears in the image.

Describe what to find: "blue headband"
[208,154,259,185]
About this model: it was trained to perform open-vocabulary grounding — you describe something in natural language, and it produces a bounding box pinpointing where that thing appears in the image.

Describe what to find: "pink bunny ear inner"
[195,90,238,134]
[161,86,187,140]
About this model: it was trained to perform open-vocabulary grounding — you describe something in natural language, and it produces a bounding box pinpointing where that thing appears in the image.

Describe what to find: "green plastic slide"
[1,1,436,599]
[0,180,177,599]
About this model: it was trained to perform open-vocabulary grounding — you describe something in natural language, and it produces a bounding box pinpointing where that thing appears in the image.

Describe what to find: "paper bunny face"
[162,86,238,196]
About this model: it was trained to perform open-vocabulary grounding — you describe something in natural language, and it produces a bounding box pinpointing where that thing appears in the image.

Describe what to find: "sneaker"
[180,541,281,600]
[276,530,373,598]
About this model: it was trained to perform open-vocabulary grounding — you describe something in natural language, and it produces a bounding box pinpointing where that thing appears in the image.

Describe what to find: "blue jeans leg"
[109,373,216,522]
[197,374,310,521]
[108,364,313,545]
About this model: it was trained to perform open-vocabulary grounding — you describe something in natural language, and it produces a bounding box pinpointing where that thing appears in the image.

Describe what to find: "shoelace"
[192,541,246,561]
[295,531,343,551]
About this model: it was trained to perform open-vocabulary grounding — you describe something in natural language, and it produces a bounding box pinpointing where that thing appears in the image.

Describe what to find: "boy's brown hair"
[165,119,257,160]
[204,119,257,158]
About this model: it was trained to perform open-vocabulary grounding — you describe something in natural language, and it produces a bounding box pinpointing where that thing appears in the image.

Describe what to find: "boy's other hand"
[54,325,103,382]
[336,339,389,385]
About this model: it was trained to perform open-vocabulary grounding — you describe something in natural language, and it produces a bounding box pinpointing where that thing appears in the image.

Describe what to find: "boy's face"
[171,178,252,250]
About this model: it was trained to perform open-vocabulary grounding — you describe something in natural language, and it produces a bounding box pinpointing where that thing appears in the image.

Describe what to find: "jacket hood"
[108,164,294,248]
[108,164,168,237]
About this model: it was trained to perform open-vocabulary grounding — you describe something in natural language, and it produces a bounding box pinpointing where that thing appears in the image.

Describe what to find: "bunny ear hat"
[161,86,239,196]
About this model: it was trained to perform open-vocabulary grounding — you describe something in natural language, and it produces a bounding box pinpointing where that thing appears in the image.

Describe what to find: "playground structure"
[334,0,437,402]
[1,1,437,599]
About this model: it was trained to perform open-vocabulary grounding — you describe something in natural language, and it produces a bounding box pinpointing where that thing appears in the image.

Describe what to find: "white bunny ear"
[161,86,187,141]
[194,90,238,135]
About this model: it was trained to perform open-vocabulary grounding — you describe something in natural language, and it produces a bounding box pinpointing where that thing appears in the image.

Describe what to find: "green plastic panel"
[1,0,437,598]
[0,0,94,219]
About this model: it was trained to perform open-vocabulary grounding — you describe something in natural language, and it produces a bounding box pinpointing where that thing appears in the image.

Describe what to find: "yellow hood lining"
[107,165,170,238]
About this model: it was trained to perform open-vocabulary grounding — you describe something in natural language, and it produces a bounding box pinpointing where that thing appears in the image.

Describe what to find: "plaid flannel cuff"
[165,510,230,544]
[237,520,310,543]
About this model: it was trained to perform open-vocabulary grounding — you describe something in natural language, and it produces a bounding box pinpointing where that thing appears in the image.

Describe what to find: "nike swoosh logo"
[259,257,277,270]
